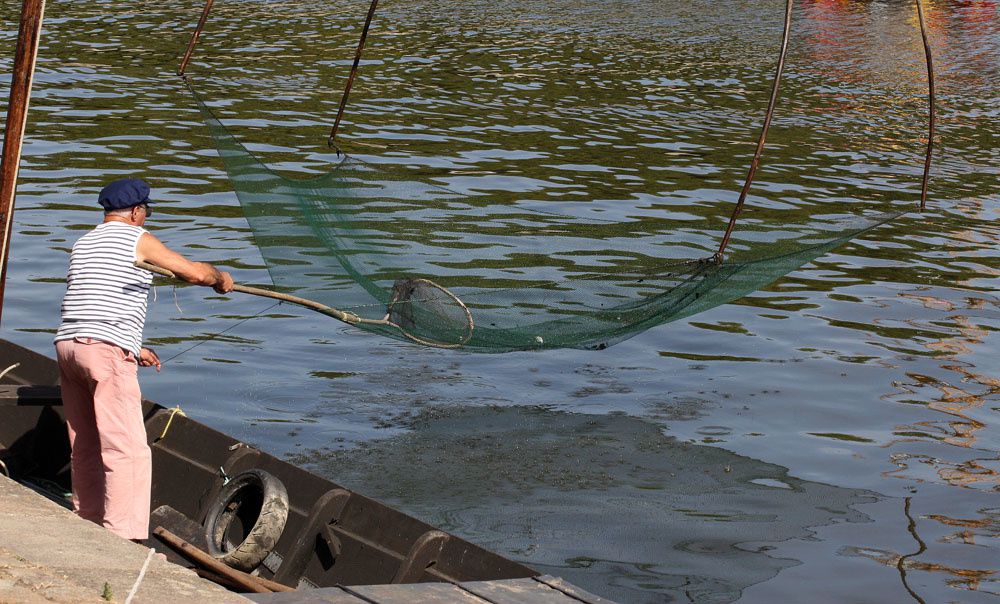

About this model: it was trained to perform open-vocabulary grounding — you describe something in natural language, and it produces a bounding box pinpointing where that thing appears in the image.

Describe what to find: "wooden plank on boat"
[244,576,614,603]
[0,341,60,386]
[459,577,585,604]
[246,582,482,603]
[150,504,213,566]
[533,575,617,603]
[346,582,487,603]
[241,588,365,603]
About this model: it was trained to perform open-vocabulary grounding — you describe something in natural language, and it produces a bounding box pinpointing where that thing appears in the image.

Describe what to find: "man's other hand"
[139,347,162,372]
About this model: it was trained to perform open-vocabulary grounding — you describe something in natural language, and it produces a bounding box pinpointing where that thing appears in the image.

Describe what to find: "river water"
[2,0,998,602]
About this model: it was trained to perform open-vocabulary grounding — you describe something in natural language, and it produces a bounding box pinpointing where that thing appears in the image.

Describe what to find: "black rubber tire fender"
[204,469,289,572]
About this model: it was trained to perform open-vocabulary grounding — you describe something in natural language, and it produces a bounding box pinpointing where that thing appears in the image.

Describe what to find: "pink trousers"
[55,337,151,540]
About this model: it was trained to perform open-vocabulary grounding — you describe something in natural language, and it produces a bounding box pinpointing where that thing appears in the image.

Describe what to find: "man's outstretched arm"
[136,232,234,294]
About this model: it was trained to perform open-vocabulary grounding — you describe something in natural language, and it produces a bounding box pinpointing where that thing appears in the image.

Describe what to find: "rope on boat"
[158,405,187,440]
[0,362,20,382]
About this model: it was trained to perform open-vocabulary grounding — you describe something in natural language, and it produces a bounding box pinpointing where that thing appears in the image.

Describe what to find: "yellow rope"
[158,406,187,440]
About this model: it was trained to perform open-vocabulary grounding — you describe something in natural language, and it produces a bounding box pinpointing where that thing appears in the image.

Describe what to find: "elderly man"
[54,178,234,541]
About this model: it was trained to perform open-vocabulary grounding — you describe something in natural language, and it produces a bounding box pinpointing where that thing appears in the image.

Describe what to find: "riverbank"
[0,474,248,604]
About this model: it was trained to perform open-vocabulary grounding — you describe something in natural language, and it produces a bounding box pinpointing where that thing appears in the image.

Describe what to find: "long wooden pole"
[136,260,363,324]
[153,527,294,593]
[0,0,46,325]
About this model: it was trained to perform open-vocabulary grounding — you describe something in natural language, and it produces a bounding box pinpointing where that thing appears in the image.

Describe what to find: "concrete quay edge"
[0,474,250,604]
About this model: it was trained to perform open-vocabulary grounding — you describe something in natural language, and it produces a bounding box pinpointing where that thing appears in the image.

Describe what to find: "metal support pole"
[328,0,380,147]
[0,0,46,325]
[715,0,793,262]
[914,0,935,212]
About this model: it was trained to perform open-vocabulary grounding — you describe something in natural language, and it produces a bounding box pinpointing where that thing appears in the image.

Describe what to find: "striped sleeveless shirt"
[55,222,153,355]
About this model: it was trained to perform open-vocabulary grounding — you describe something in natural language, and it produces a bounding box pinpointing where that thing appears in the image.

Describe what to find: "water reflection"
[841,497,997,602]
[883,192,998,486]
[883,301,999,487]
[290,406,878,603]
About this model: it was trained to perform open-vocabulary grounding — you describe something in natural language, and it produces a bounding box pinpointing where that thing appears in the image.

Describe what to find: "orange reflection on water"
[883,286,998,487]
[848,545,995,592]
[899,193,1000,462]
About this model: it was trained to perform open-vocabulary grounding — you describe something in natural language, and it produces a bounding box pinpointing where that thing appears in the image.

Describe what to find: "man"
[54,177,234,541]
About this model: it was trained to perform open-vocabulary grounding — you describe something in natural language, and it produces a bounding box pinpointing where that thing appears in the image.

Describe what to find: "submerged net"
[191,85,903,352]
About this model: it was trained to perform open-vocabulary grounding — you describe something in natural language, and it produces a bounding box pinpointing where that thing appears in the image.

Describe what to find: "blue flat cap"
[98,178,151,211]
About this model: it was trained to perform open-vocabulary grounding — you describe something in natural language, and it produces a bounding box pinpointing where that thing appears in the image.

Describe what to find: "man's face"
[131,203,150,226]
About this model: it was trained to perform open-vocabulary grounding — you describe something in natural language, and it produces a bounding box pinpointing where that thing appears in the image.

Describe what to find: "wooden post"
[328,0,380,147]
[0,0,46,324]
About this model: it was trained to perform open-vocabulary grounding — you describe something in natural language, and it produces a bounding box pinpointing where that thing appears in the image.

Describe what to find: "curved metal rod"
[328,0,381,147]
[178,0,215,77]
[914,0,935,211]
[715,0,794,262]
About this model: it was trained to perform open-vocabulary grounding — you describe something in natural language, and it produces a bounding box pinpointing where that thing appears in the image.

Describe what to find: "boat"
[0,339,614,602]
[0,337,551,591]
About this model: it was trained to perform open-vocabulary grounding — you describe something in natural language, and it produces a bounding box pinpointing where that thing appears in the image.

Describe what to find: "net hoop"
[378,277,474,349]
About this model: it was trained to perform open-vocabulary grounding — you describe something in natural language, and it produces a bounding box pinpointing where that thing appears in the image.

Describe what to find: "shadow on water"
[290,406,878,603]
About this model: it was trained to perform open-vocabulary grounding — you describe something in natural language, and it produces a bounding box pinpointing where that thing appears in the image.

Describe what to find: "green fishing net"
[190,83,903,352]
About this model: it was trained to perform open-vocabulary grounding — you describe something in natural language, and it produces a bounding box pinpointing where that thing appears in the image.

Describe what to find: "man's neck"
[103,215,135,226]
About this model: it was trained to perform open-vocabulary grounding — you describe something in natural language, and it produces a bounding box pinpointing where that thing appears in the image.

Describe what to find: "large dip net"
[193,83,903,352]
[175,0,933,352]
